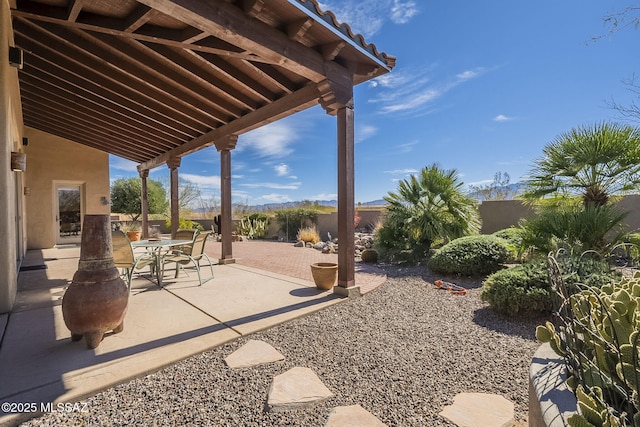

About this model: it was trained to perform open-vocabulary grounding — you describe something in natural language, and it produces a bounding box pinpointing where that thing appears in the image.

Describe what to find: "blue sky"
[109,0,639,206]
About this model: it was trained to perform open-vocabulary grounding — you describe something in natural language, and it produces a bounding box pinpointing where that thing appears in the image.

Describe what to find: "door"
[55,183,83,245]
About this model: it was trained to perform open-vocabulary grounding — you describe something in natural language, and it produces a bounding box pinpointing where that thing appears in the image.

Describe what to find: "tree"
[468,171,518,201]
[523,122,640,207]
[376,164,480,262]
[110,177,168,221]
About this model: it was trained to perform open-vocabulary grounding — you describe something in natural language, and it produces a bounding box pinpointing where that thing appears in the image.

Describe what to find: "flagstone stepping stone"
[325,405,387,427]
[439,393,514,427]
[224,339,285,369]
[267,367,334,411]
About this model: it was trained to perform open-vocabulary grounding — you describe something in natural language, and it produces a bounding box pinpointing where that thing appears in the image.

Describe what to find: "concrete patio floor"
[0,243,386,426]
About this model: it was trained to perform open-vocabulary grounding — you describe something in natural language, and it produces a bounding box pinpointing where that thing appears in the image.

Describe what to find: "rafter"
[138,83,321,171]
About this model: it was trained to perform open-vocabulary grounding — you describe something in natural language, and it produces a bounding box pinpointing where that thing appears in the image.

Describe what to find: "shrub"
[480,260,552,316]
[492,227,524,262]
[428,235,510,277]
[274,209,319,241]
[481,256,618,316]
[297,226,320,244]
[376,164,480,264]
[166,218,204,232]
[360,249,379,263]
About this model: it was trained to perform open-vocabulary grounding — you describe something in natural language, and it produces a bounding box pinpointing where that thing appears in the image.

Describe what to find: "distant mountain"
[467,182,526,202]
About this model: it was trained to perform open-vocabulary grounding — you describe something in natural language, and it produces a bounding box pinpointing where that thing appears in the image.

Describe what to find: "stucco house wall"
[0,0,25,313]
[24,127,111,249]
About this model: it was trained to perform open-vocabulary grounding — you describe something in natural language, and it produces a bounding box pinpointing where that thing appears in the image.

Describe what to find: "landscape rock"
[224,340,285,369]
[267,367,334,411]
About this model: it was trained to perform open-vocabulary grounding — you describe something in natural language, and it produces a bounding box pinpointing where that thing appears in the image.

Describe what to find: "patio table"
[131,239,192,287]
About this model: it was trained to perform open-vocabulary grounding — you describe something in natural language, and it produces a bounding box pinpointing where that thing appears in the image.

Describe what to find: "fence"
[546,249,640,425]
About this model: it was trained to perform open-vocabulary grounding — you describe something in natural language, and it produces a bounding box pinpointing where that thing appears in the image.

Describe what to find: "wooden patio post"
[167,156,181,238]
[139,169,149,239]
[215,135,238,264]
[318,78,360,298]
[334,103,359,297]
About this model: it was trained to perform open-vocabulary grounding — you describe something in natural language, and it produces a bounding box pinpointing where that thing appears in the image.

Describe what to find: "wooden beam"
[123,5,159,33]
[243,0,265,19]
[138,83,321,171]
[287,18,312,42]
[12,2,264,62]
[321,41,345,61]
[66,0,84,22]
[134,0,329,82]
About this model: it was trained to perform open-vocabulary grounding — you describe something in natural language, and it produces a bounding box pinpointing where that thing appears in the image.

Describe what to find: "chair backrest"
[174,228,197,255]
[112,230,134,269]
[190,231,212,258]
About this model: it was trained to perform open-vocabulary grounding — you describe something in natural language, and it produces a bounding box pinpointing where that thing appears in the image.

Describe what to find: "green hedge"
[481,256,618,316]
[428,235,510,277]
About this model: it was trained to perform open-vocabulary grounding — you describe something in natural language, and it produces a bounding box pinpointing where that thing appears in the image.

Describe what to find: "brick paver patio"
[204,240,386,294]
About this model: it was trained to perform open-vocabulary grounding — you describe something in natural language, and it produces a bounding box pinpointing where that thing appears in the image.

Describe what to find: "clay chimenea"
[62,214,129,349]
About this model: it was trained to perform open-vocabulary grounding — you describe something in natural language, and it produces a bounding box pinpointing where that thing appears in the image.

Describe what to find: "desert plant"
[236,216,268,239]
[492,227,525,262]
[360,249,379,263]
[275,208,319,241]
[519,201,628,254]
[523,122,640,208]
[428,235,510,277]
[166,218,204,232]
[118,221,141,232]
[376,164,480,263]
[297,226,321,244]
[481,256,617,316]
[536,273,640,426]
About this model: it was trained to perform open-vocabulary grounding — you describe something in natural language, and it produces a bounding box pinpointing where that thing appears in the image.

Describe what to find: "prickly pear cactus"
[537,272,640,426]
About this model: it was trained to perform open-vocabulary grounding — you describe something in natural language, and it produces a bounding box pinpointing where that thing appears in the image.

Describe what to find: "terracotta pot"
[126,231,141,241]
[310,262,338,290]
[62,214,129,349]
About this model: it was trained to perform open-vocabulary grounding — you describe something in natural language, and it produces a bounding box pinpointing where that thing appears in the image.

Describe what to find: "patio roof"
[10,0,395,167]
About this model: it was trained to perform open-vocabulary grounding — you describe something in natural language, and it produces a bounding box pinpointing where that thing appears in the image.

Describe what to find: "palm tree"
[376,164,479,261]
[523,122,640,207]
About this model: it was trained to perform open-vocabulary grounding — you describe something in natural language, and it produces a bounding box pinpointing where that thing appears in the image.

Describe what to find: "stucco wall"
[0,0,24,313]
[24,127,110,249]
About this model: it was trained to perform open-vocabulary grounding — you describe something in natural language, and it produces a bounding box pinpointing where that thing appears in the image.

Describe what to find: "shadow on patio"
[0,242,387,426]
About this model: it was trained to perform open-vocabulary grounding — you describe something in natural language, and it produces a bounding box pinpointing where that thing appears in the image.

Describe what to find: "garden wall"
[137,195,640,240]
[480,195,640,234]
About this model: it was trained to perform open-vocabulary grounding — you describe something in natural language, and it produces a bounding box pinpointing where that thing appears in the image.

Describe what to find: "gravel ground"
[21,265,546,427]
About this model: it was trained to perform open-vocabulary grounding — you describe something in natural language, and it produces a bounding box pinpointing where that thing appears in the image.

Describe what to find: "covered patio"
[0,242,387,425]
[7,0,395,301]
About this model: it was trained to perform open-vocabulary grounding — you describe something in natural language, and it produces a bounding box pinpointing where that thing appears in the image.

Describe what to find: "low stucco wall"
[529,343,578,427]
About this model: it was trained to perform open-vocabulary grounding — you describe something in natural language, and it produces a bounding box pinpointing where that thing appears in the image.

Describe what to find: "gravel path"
[21,265,545,426]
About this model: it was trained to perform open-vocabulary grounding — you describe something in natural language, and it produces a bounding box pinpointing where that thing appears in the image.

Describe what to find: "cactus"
[360,248,379,263]
[235,217,267,239]
[537,273,640,426]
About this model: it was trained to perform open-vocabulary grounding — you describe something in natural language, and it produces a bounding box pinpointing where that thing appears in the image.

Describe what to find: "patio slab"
[0,246,351,426]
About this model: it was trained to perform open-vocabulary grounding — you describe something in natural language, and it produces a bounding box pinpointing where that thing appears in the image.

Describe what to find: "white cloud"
[180,173,221,190]
[397,140,418,153]
[258,193,293,203]
[308,193,337,200]
[370,66,487,116]
[493,114,514,122]
[385,168,418,175]
[275,163,290,176]
[356,124,378,143]
[318,0,418,37]
[237,121,297,158]
[109,156,138,173]
[240,182,301,190]
[390,0,419,24]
